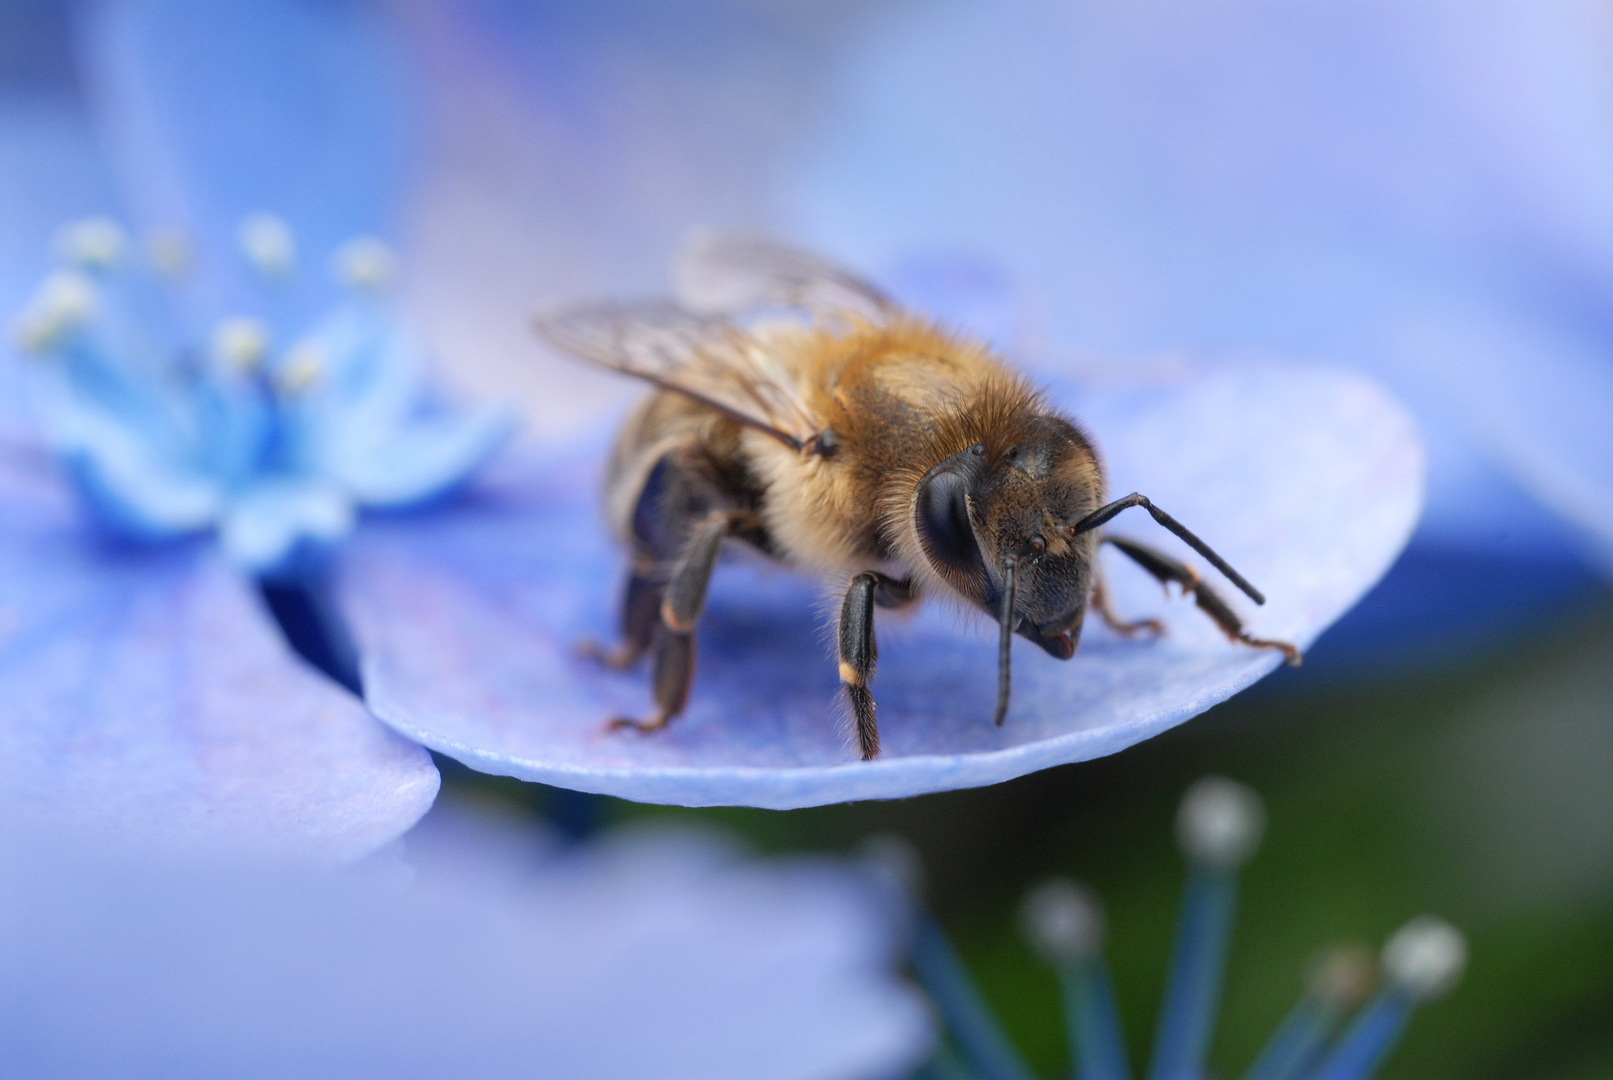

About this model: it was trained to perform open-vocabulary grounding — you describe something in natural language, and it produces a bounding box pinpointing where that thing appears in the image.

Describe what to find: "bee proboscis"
[534,236,1298,761]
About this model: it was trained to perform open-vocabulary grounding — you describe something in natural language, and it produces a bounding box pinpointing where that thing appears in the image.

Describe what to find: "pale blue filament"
[1306,990,1413,1080]
[1239,998,1336,1080]
[908,909,1036,1080]
[1148,867,1238,1080]
[1056,954,1131,1080]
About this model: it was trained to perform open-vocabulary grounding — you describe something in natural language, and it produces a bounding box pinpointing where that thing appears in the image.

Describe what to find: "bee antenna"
[1071,493,1266,605]
[994,555,1017,726]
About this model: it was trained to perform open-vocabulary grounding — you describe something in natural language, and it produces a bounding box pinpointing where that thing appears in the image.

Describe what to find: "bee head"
[913,413,1103,659]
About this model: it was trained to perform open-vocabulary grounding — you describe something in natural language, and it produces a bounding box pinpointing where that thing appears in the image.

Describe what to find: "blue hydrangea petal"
[79,0,408,319]
[330,405,517,509]
[2,807,932,1079]
[1413,302,1613,577]
[33,357,219,541]
[0,454,438,859]
[53,420,220,540]
[220,476,355,575]
[287,300,518,507]
[339,361,1422,808]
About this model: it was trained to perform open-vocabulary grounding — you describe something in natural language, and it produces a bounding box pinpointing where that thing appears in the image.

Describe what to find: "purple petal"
[3,806,933,1079]
[0,454,438,860]
[339,361,1421,808]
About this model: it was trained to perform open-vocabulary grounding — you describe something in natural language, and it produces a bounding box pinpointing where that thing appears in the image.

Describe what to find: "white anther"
[54,217,127,270]
[1306,946,1377,1011]
[275,342,325,395]
[145,226,193,276]
[1020,878,1104,962]
[334,236,395,291]
[857,834,926,899]
[212,317,270,373]
[13,270,99,353]
[1177,776,1265,869]
[238,212,296,278]
[1381,916,1465,1002]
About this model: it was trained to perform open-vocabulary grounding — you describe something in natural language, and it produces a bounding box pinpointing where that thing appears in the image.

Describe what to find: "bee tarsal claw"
[606,714,671,735]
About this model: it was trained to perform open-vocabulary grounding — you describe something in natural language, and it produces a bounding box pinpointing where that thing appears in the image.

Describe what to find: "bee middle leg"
[838,572,917,761]
[1104,536,1301,666]
[609,509,758,734]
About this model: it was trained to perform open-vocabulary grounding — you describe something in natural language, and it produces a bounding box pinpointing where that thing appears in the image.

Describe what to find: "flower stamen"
[13,270,99,355]
[54,217,127,271]
[238,213,296,279]
[334,236,395,292]
[212,317,271,374]
[275,343,325,396]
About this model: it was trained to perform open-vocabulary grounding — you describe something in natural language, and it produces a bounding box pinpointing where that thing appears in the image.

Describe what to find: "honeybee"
[535,237,1299,761]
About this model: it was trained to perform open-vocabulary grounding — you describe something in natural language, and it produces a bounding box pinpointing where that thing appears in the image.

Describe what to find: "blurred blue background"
[3,1,1611,1076]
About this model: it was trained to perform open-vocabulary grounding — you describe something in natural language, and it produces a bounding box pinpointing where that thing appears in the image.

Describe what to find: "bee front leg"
[839,572,893,760]
[1104,536,1301,666]
[1089,574,1164,638]
[609,510,753,734]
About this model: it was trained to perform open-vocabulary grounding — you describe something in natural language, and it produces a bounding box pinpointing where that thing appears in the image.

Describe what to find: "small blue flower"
[13,215,513,577]
[880,778,1465,1080]
[0,0,507,859]
[0,805,935,1078]
[1,214,511,859]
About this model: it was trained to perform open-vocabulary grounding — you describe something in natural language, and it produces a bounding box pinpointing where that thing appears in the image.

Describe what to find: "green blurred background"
[442,591,1613,1079]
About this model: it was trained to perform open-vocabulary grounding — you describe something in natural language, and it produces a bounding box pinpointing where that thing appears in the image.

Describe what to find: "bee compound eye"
[1028,535,1046,554]
[915,467,985,577]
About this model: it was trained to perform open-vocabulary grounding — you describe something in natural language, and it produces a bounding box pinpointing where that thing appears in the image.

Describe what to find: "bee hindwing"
[674,233,896,323]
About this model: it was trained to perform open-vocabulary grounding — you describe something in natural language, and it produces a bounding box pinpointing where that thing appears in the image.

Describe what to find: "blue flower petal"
[2,807,932,1079]
[80,0,408,318]
[220,475,354,575]
[0,454,437,859]
[288,300,518,507]
[1413,301,1613,577]
[55,424,220,540]
[332,406,517,508]
[338,361,1421,808]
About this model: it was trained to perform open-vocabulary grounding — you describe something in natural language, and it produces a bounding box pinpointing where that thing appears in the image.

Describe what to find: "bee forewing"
[533,298,821,451]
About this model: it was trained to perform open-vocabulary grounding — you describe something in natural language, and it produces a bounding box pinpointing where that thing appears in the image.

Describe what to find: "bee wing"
[674,233,898,323]
[533,299,821,452]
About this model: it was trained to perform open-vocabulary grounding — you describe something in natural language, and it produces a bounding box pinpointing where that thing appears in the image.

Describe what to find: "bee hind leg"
[608,628,693,732]
[578,570,665,670]
[1105,536,1301,666]
[608,510,755,735]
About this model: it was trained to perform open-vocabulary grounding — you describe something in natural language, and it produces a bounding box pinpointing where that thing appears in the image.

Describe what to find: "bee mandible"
[534,237,1299,761]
